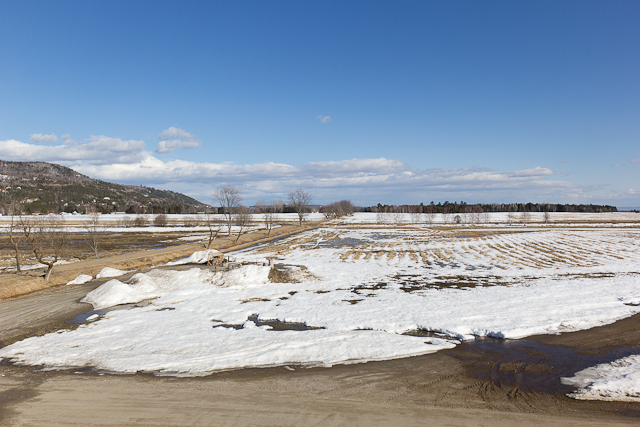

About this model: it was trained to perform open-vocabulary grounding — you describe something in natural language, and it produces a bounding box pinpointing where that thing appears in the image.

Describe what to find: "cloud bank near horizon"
[0,135,626,205]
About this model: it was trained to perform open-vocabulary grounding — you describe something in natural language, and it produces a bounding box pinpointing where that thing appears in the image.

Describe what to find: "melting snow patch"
[66,274,93,286]
[562,355,640,402]
[96,267,134,279]
[166,249,224,266]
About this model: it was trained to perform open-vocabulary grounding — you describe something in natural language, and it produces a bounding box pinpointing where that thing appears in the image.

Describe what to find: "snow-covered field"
[0,211,638,233]
[342,211,640,227]
[1,218,640,401]
[0,212,321,233]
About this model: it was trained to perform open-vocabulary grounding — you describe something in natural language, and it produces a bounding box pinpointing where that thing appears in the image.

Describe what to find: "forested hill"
[0,160,211,214]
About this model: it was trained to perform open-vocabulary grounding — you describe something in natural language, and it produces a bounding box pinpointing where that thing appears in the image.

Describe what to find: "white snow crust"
[166,249,224,266]
[562,355,640,402]
[2,226,639,384]
[95,267,133,279]
[66,274,93,286]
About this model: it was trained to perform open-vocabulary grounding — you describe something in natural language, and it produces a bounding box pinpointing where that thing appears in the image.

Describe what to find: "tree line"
[364,201,617,214]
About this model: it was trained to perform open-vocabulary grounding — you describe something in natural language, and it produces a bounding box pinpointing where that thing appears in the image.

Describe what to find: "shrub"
[154,213,168,227]
[133,215,147,227]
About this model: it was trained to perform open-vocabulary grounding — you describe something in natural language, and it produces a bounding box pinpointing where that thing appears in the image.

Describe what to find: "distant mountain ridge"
[0,160,211,214]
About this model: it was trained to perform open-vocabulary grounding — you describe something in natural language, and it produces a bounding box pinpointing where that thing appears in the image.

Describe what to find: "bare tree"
[84,212,102,259]
[321,200,355,219]
[288,189,312,226]
[521,211,531,224]
[9,215,24,272]
[233,206,251,243]
[470,206,483,224]
[8,205,23,272]
[256,200,277,235]
[321,201,345,219]
[2,189,25,272]
[8,220,23,272]
[272,199,284,213]
[214,185,242,235]
[255,200,266,213]
[133,214,147,227]
[461,206,471,224]
[204,212,223,248]
[543,211,551,224]
[392,211,404,226]
[441,213,450,225]
[338,200,354,216]
[409,210,422,225]
[183,215,201,227]
[424,206,436,226]
[265,201,278,235]
[23,215,68,281]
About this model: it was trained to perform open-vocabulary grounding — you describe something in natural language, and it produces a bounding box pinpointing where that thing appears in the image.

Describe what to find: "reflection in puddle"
[70,300,154,324]
[447,336,640,394]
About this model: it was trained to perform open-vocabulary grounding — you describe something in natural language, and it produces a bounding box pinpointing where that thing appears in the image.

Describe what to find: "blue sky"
[1,0,638,207]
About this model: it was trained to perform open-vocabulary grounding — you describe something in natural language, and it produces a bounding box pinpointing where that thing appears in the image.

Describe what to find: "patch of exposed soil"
[268,264,319,283]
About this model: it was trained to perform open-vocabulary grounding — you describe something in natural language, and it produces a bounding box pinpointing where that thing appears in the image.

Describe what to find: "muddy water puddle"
[447,336,640,394]
[212,314,325,331]
[71,300,155,324]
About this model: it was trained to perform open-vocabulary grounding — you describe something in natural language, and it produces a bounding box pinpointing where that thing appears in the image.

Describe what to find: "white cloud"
[303,158,405,175]
[507,166,556,178]
[0,135,592,205]
[72,155,580,205]
[559,159,568,163]
[316,115,332,124]
[0,136,145,165]
[30,133,58,143]
[156,126,202,154]
[600,189,640,200]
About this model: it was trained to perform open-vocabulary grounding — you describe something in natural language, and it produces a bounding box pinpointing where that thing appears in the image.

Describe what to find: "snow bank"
[166,249,224,266]
[562,355,640,402]
[66,274,92,286]
[95,267,133,279]
[209,264,269,288]
[83,268,209,309]
[81,265,270,310]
